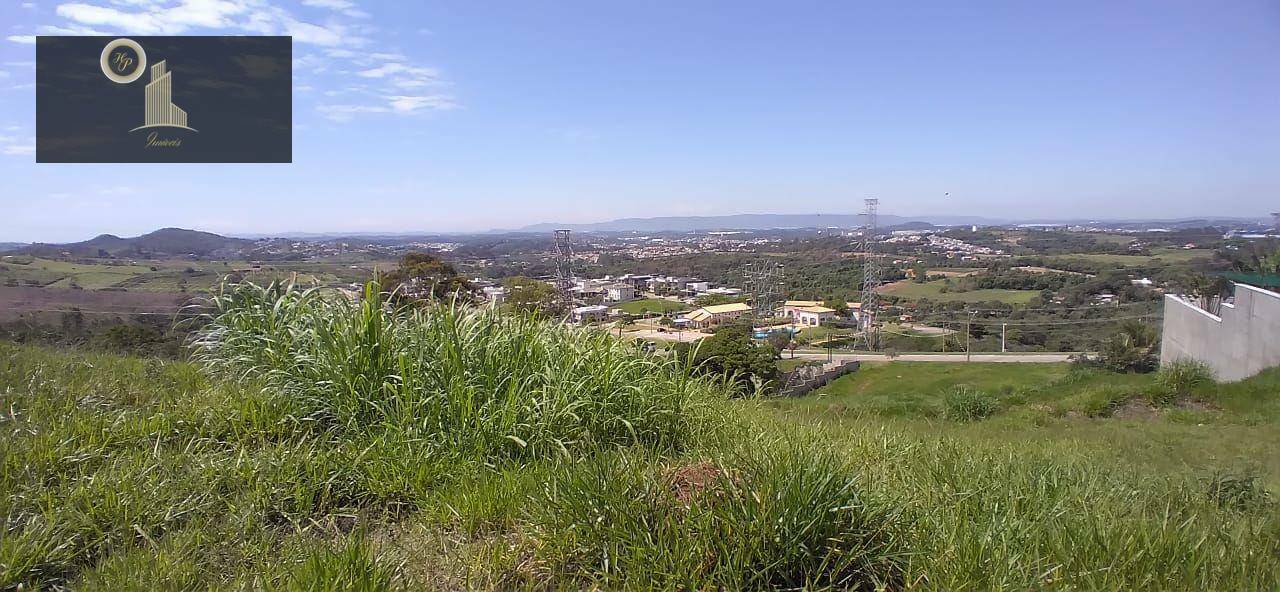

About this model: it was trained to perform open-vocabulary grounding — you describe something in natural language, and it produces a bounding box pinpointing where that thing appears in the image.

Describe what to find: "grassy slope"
[772,361,1280,487]
[614,298,689,315]
[880,278,1040,304]
[2,287,1278,590]
[1044,249,1215,266]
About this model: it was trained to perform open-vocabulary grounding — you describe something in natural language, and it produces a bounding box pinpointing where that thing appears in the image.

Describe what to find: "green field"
[614,297,689,315]
[771,361,1280,486]
[1046,248,1215,266]
[880,278,1040,304]
[1,285,1277,589]
[0,256,380,293]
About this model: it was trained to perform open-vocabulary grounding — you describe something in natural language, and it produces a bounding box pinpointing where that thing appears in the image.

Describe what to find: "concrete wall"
[778,360,860,397]
[1160,283,1280,381]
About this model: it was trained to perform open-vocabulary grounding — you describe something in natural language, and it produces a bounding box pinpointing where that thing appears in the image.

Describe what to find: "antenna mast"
[744,260,785,321]
[859,198,881,351]
[552,229,576,307]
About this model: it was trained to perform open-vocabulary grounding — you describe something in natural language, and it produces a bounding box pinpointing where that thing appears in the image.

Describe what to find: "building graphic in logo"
[132,60,196,132]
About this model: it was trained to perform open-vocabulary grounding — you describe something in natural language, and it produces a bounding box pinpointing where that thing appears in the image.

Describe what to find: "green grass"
[0,257,378,293]
[881,279,1040,304]
[771,361,1280,487]
[614,298,689,315]
[1045,249,1215,267]
[777,357,819,372]
[1,282,1277,589]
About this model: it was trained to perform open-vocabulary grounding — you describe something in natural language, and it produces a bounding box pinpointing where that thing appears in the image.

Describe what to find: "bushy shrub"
[1206,472,1272,511]
[192,281,722,461]
[1158,359,1215,397]
[1098,320,1159,373]
[943,386,999,421]
[1078,386,1133,417]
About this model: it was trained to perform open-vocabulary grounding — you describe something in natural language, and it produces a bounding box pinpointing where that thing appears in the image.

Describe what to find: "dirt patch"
[664,461,727,505]
[1114,399,1159,421]
[1174,395,1215,412]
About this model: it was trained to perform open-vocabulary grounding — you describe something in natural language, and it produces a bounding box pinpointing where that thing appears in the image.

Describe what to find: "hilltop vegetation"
[0,282,1277,589]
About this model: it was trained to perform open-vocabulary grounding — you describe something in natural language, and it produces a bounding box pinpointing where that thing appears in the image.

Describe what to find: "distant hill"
[513,213,1003,233]
[0,242,28,252]
[21,228,251,258]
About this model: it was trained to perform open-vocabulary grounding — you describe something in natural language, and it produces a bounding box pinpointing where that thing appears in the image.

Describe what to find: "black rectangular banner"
[37,36,292,163]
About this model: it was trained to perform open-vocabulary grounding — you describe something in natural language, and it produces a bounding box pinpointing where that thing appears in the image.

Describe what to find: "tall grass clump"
[517,439,904,590]
[942,385,999,421]
[1158,359,1215,398]
[191,281,722,461]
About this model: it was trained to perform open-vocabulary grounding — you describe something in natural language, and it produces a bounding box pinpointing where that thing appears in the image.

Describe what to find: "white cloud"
[387,94,456,113]
[317,103,387,121]
[301,0,368,19]
[357,62,439,80]
[39,24,112,36]
[49,1,353,46]
[1,140,35,156]
[19,1,462,121]
[319,93,455,121]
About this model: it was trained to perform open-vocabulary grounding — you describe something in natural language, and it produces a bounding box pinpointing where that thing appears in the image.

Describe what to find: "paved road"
[623,329,710,342]
[787,351,1078,363]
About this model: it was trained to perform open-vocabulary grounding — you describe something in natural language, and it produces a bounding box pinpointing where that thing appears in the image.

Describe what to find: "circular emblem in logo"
[100,38,147,84]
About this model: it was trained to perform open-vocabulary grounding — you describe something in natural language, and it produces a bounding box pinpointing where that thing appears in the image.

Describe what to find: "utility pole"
[965,310,976,362]
[1001,322,1007,353]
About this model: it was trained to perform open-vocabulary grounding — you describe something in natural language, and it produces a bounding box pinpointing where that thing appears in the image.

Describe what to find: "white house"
[792,305,835,327]
[572,304,609,324]
[603,283,636,302]
[481,286,506,305]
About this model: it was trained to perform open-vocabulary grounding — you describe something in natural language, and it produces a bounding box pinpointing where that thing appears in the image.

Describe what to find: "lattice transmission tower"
[552,229,576,305]
[858,198,881,351]
[743,260,786,320]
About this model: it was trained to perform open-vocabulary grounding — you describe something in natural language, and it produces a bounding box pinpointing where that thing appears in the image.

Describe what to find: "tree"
[823,299,849,317]
[1099,320,1159,373]
[380,252,472,302]
[765,330,792,353]
[503,276,563,315]
[912,261,928,283]
[675,323,778,394]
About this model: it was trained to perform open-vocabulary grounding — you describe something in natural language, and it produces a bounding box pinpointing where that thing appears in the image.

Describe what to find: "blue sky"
[1,0,1278,242]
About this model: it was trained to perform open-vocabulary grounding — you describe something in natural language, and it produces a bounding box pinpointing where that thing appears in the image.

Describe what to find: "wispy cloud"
[1,137,35,156]
[12,1,459,122]
[301,0,368,19]
[318,93,455,120]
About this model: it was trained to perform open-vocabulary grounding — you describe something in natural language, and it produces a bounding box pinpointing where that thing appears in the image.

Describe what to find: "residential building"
[481,286,506,305]
[603,283,636,302]
[792,305,835,327]
[686,281,711,294]
[681,302,752,329]
[572,304,609,324]
[783,300,824,316]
